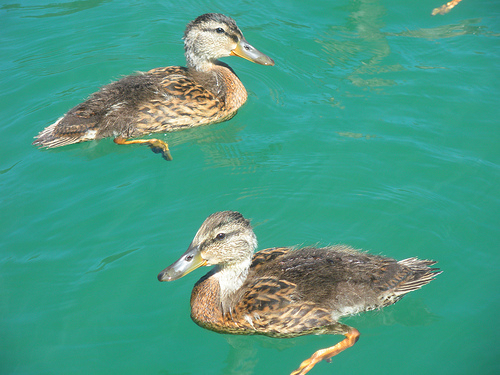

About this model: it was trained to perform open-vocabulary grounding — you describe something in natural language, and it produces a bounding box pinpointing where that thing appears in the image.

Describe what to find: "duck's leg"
[114,137,173,161]
[290,324,360,375]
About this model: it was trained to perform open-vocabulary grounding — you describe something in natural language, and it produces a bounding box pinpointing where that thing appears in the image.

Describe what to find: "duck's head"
[158,211,257,282]
[183,13,274,71]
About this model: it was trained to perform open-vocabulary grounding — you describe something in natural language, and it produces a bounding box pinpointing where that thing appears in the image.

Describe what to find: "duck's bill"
[230,38,275,66]
[157,245,207,282]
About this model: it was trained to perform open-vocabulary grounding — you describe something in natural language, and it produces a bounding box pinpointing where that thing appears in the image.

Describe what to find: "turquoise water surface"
[1,1,499,374]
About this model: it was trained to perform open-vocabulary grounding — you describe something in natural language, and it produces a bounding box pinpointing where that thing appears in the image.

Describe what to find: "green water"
[1,1,499,374]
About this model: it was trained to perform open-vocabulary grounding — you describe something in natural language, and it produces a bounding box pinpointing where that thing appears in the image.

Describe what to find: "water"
[1,1,499,374]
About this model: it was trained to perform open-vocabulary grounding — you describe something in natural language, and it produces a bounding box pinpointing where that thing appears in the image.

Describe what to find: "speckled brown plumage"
[158,211,441,375]
[190,246,439,338]
[32,13,274,159]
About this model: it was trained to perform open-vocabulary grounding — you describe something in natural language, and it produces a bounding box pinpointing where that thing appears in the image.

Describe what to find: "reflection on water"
[317,0,403,89]
[223,336,258,375]
[86,248,138,273]
[385,18,489,39]
[1,0,109,18]
[337,131,377,139]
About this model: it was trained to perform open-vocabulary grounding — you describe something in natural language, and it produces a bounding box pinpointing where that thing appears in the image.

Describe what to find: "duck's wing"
[33,73,165,147]
[232,275,337,338]
[226,248,337,337]
[246,246,441,318]
[132,70,224,133]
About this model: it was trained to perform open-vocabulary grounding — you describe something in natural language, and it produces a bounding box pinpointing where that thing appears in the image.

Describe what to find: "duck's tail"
[32,116,97,148]
[393,257,442,297]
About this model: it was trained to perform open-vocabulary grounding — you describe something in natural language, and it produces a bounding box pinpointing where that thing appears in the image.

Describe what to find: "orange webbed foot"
[114,137,173,161]
[145,139,173,161]
[290,328,360,375]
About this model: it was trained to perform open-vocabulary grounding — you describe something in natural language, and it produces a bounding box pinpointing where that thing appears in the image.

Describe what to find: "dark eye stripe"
[201,27,240,43]
[203,229,241,248]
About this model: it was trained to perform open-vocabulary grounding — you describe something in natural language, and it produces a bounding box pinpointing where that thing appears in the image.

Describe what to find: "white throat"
[214,257,252,315]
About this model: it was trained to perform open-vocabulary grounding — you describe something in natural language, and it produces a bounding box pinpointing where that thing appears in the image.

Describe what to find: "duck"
[158,211,441,375]
[32,13,274,160]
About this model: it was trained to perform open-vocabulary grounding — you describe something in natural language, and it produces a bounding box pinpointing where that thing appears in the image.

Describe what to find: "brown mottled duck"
[33,13,274,160]
[158,211,441,375]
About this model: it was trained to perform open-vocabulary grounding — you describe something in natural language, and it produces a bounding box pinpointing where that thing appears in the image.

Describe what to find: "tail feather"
[377,257,441,307]
[33,117,97,148]
[393,257,442,296]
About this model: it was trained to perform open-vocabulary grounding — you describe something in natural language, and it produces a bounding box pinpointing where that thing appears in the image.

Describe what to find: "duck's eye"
[215,233,226,240]
[185,254,194,261]
[215,27,225,34]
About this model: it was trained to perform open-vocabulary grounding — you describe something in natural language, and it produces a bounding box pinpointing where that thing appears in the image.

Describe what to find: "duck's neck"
[187,60,248,112]
[213,258,252,314]
[190,257,252,329]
